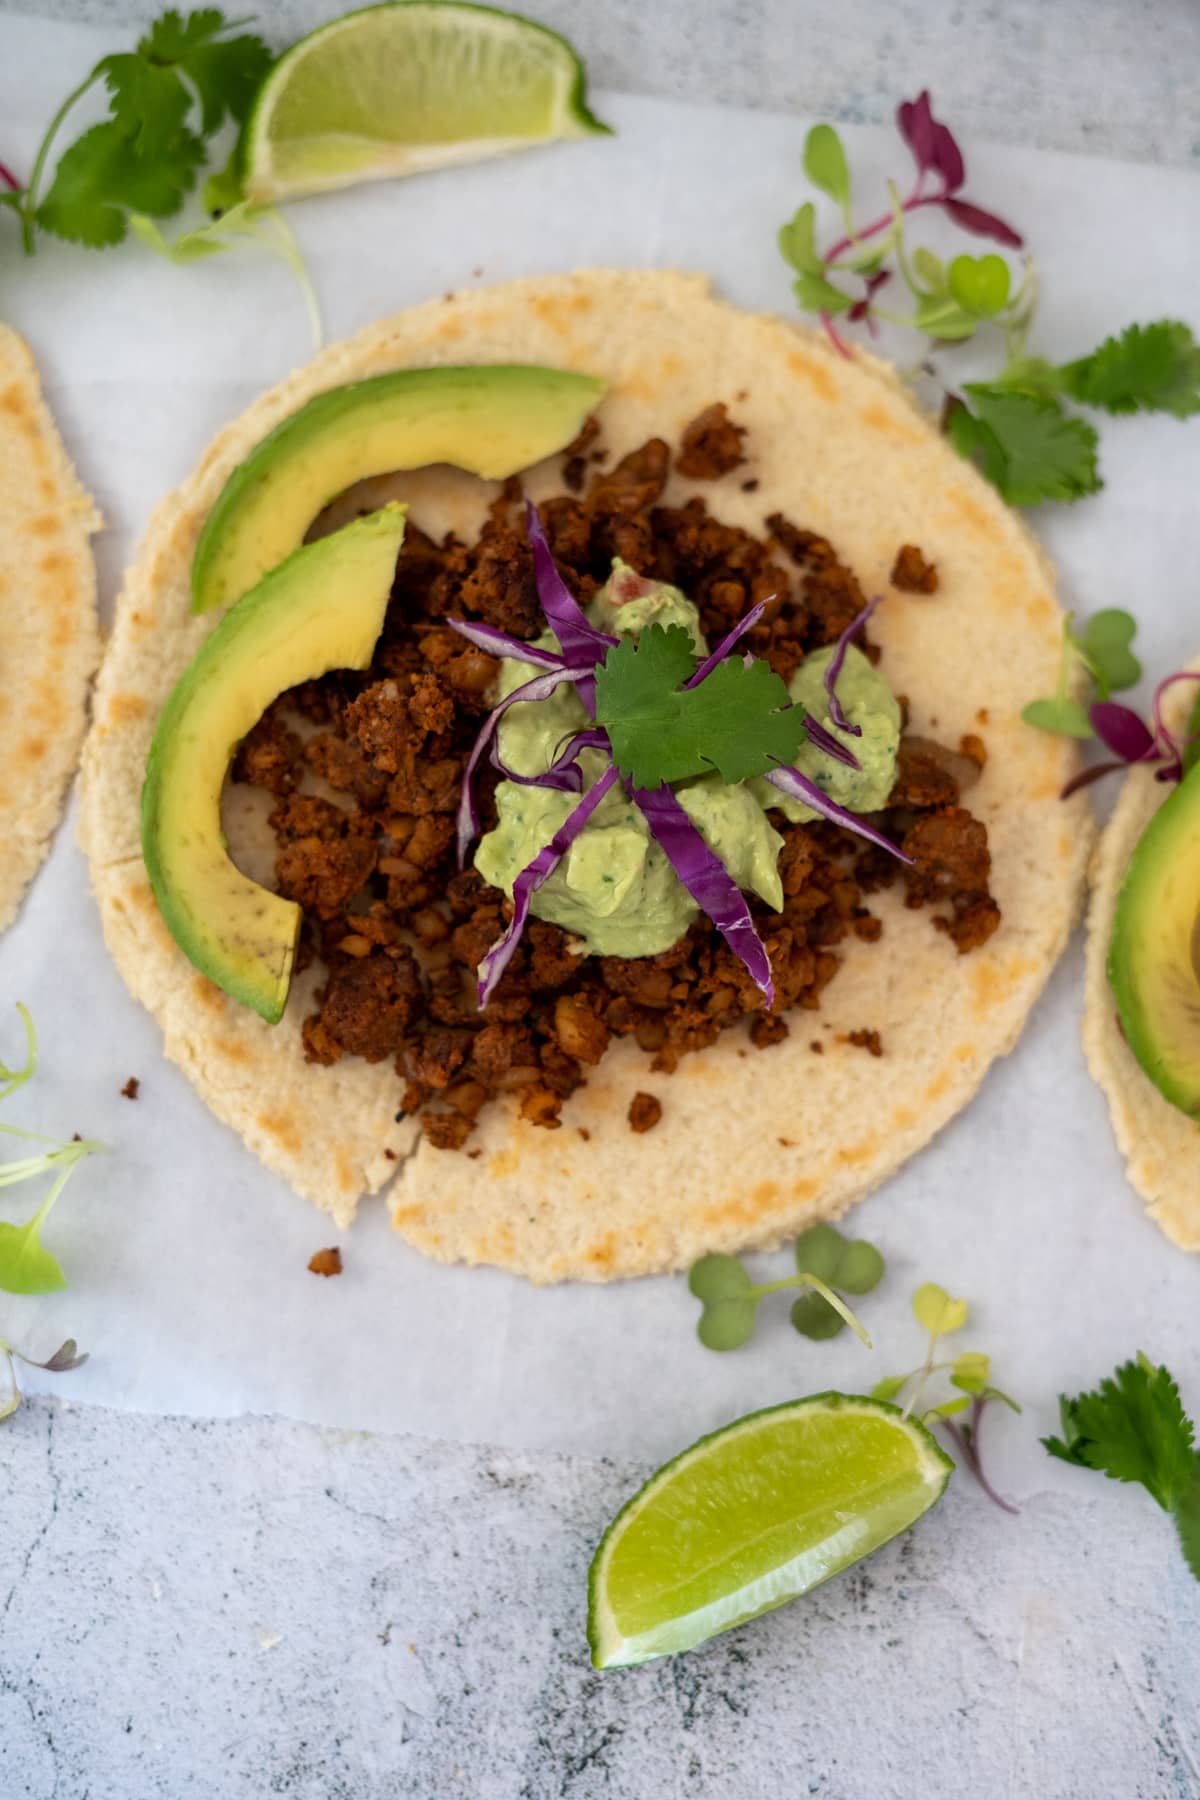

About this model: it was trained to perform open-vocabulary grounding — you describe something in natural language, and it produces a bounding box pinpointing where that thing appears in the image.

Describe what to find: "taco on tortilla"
[0,324,101,932]
[80,270,1092,1281]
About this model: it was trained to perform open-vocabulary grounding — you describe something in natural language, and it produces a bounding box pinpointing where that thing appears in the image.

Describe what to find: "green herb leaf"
[836,1239,885,1296]
[1043,1355,1195,1512]
[778,201,822,276]
[803,124,851,209]
[950,386,1101,507]
[911,247,947,293]
[950,1351,992,1396]
[947,253,1011,318]
[0,1195,67,1297]
[1020,696,1093,738]
[594,626,809,790]
[688,1252,753,1302]
[792,1223,845,1283]
[97,51,191,155]
[697,1298,757,1352]
[1077,609,1141,695]
[913,292,979,342]
[1174,1463,1200,1582]
[912,1283,968,1338]
[38,119,204,245]
[1059,322,1200,420]
[871,1373,910,1404]
[793,272,854,315]
[789,1290,845,1340]
[924,1395,971,1422]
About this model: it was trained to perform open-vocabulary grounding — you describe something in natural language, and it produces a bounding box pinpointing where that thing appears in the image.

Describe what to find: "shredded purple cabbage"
[526,501,615,713]
[686,599,770,689]
[447,617,563,669]
[477,766,620,1005]
[765,765,912,862]
[489,738,584,793]
[633,784,776,1007]
[456,662,594,865]
[802,712,862,771]
[824,595,881,736]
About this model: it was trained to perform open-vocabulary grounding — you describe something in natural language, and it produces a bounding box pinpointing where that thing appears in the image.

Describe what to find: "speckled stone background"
[2,3,1199,1796]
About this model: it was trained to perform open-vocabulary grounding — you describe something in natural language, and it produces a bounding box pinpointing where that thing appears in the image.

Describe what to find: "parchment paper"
[1,13,1198,1484]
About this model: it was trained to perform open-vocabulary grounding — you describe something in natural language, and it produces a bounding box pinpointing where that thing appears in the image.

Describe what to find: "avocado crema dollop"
[474,563,901,958]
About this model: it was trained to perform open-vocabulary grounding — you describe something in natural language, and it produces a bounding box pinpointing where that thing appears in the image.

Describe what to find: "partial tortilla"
[80,269,1092,1277]
[1083,664,1200,1251]
[0,325,102,931]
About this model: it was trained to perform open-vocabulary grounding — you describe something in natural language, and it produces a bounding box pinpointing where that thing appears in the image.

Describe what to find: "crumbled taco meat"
[232,410,999,1148]
[120,1076,140,1100]
[847,1029,884,1057]
[675,403,746,480]
[890,543,939,593]
[628,1092,663,1133]
[308,1246,343,1277]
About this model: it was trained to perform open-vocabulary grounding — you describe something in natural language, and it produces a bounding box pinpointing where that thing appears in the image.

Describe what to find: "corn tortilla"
[80,270,1093,1278]
[0,324,102,932]
[1082,664,1200,1251]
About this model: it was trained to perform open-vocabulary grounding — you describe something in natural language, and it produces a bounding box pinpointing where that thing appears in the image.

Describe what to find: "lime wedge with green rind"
[588,1393,953,1669]
[242,0,610,204]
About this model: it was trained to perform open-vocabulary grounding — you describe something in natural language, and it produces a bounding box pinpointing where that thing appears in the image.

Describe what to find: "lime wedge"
[242,1,610,204]
[588,1394,953,1669]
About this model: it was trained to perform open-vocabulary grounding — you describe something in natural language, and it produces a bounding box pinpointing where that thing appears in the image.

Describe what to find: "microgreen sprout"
[872,1283,1020,1512]
[779,94,1200,507]
[0,1005,104,1298]
[687,1223,885,1352]
[0,1334,89,1425]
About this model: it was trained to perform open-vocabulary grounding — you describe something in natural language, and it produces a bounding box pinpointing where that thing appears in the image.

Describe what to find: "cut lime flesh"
[243,0,609,203]
[588,1394,953,1669]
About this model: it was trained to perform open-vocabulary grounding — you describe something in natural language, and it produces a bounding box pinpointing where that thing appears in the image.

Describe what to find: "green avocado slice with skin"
[144,505,407,1024]
[1109,758,1200,1116]
[191,363,606,613]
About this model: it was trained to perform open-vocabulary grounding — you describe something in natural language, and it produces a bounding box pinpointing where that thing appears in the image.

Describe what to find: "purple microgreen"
[632,784,775,1006]
[847,268,892,331]
[941,198,1023,249]
[896,90,963,193]
[824,595,881,735]
[1059,759,1128,800]
[477,765,620,1005]
[456,661,596,865]
[764,764,912,861]
[526,501,616,712]
[685,599,770,688]
[1150,670,1200,763]
[1090,701,1157,764]
[446,617,563,669]
[940,1396,1020,1515]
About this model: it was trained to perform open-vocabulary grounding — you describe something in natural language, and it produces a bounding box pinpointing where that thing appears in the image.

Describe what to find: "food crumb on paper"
[120,1077,140,1100]
[308,1247,343,1277]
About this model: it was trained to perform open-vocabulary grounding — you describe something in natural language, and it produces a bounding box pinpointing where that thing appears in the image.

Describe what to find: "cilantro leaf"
[1059,322,1200,420]
[950,386,1101,506]
[1043,1356,1195,1513]
[594,626,809,789]
[177,33,274,135]
[1175,1463,1200,1581]
[97,51,191,155]
[37,119,204,245]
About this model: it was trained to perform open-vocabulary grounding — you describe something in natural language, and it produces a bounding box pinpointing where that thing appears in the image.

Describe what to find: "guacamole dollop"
[473,568,900,958]
[752,643,900,823]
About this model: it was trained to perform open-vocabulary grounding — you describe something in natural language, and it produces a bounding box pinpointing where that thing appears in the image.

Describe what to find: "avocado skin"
[144,507,407,1023]
[1109,758,1200,1118]
[191,364,606,613]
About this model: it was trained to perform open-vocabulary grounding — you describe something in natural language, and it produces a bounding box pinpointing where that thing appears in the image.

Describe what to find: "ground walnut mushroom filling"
[231,404,1001,1149]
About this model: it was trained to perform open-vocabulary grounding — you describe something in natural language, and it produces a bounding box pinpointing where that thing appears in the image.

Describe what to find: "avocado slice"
[1109,759,1200,1116]
[191,364,605,613]
[144,505,407,1023]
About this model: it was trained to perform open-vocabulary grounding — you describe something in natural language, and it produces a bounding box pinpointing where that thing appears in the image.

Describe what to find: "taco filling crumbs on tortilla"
[231,405,999,1151]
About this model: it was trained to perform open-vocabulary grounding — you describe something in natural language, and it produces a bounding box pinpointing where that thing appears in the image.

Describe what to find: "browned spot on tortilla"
[391,1203,424,1230]
[49,615,75,649]
[488,1146,521,1180]
[786,350,835,402]
[891,1104,916,1131]
[837,1135,880,1167]
[585,1233,617,1271]
[335,1153,355,1195]
[213,1036,252,1065]
[107,691,148,725]
[924,1070,952,1105]
[954,1042,976,1063]
[191,973,224,1011]
[970,953,1036,1017]
[25,513,59,539]
[19,736,47,764]
[659,352,685,381]
[752,1179,779,1207]
[128,882,157,914]
[528,296,576,339]
[792,1176,818,1201]
[0,383,28,421]
[39,550,70,579]
[258,1110,301,1154]
[39,476,57,504]
[857,400,923,446]
[433,314,465,342]
[1025,593,1056,628]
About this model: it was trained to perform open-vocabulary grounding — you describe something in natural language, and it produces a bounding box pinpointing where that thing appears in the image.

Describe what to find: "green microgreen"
[1044,1353,1200,1581]
[593,624,809,790]
[0,1005,104,1300]
[0,1333,89,1425]
[1021,609,1142,741]
[874,1283,1020,1512]
[687,1223,885,1353]
[778,94,1200,508]
[130,201,322,347]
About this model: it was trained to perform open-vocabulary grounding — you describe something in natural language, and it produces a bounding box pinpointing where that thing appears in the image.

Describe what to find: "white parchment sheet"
[1,13,1198,1482]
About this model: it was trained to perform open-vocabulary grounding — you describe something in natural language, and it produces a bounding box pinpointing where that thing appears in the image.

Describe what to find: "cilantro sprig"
[1044,1353,1200,1581]
[594,624,809,789]
[6,9,271,255]
[779,91,1200,507]
[873,1283,1020,1512]
[688,1224,885,1352]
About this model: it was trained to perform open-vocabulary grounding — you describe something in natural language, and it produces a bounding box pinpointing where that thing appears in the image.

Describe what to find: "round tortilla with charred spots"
[80,270,1092,1280]
[1083,663,1200,1251]
[0,324,102,933]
